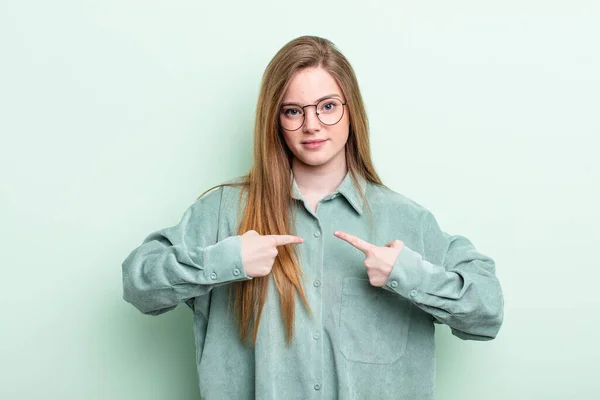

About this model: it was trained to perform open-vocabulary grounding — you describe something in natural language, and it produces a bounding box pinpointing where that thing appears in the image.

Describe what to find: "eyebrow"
[281,93,342,107]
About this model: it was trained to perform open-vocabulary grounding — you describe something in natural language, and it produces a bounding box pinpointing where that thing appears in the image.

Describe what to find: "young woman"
[122,35,504,400]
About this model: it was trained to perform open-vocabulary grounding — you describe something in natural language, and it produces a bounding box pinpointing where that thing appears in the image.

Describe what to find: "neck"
[291,156,348,198]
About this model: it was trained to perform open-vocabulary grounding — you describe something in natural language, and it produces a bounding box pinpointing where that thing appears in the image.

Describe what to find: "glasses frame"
[279,97,348,131]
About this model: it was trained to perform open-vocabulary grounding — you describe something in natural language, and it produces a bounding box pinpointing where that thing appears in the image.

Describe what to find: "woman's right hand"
[240,230,304,278]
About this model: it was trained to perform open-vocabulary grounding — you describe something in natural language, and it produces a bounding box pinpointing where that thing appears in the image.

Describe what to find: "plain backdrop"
[1,1,599,399]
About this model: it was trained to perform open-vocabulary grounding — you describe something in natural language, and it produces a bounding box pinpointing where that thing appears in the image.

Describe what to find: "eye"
[319,100,339,113]
[283,107,302,117]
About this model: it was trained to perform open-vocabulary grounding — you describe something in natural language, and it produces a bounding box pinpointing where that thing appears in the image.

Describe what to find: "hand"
[334,230,405,287]
[241,230,304,278]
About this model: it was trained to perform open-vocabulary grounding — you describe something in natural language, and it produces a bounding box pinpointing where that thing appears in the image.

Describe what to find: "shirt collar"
[290,170,367,215]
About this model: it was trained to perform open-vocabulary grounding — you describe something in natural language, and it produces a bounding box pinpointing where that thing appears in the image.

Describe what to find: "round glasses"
[279,97,348,131]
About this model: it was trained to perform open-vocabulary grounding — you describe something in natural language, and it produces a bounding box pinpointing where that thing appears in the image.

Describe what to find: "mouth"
[301,139,328,149]
[301,139,328,144]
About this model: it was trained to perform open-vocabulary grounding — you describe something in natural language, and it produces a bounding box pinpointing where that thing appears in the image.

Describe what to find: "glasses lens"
[280,105,304,130]
[317,98,344,125]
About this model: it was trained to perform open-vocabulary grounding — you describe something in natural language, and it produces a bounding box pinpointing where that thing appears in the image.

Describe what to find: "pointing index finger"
[269,234,305,246]
[334,230,373,254]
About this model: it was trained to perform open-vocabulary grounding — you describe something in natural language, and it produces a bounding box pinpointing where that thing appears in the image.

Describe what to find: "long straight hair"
[198,35,384,346]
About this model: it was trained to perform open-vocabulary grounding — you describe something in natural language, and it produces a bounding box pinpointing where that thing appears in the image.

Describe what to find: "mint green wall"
[1,1,598,399]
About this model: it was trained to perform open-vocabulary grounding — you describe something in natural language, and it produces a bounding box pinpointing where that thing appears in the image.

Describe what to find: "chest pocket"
[339,277,412,364]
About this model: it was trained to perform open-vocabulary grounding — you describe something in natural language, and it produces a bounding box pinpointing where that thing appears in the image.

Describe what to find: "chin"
[295,154,333,167]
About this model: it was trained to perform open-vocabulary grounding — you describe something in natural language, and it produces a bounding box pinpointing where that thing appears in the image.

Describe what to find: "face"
[279,67,350,171]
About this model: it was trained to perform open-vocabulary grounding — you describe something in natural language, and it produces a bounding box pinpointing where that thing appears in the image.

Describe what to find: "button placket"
[314,222,325,396]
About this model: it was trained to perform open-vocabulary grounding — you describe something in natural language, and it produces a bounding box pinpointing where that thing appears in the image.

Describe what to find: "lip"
[301,139,328,149]
[301,139,328,144]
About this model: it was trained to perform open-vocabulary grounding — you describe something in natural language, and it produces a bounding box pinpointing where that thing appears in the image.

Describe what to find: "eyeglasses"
[279,97,348,131]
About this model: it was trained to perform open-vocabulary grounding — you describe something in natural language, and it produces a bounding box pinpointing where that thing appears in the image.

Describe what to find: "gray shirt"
[121,171,504,399]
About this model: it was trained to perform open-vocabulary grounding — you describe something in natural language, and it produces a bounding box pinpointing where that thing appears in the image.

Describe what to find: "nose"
[302,105,321,132]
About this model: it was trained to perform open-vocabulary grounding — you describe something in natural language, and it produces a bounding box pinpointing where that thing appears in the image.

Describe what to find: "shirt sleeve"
[121,189,252,316]
[382,209,504,340]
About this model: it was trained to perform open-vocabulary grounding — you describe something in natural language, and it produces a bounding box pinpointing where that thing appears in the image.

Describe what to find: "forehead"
[282,67,343,103]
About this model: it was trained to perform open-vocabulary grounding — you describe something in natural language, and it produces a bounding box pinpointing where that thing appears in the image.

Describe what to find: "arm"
[121,190,252,316]
[383,210,504,340]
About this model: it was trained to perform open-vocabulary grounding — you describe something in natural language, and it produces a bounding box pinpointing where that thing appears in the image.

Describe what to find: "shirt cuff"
[382,245,435,301]
[189,235,252,284]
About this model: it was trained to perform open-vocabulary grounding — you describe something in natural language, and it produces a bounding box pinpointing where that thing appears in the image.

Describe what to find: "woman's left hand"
[334,230,405,287]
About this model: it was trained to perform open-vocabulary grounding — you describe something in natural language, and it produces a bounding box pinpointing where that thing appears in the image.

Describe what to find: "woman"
[122,35,504,399]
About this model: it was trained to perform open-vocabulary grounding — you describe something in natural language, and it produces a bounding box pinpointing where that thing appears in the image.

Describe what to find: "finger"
[334,230,374,254]
[386,239,404,249]
[268,234,305,246]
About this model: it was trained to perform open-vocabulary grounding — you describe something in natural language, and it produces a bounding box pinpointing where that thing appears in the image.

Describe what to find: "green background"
[1,1,598,398]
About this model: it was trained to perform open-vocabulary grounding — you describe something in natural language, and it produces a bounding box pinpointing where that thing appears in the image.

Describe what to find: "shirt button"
[313,279,321,287]
[313,230,321,238]
[410,289,418,297]
[314,383,321,391]
[390,280,398,288]
[313,332,321,340]
[210,272,217,280]
[233,268,240,276]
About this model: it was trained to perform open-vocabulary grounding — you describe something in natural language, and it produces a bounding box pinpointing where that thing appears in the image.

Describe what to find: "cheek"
[336,113,351,135]
[332,122,350,143]
[281,131,299,151]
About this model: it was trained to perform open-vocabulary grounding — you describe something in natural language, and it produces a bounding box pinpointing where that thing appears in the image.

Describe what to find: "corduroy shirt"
[121,171,504,400]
